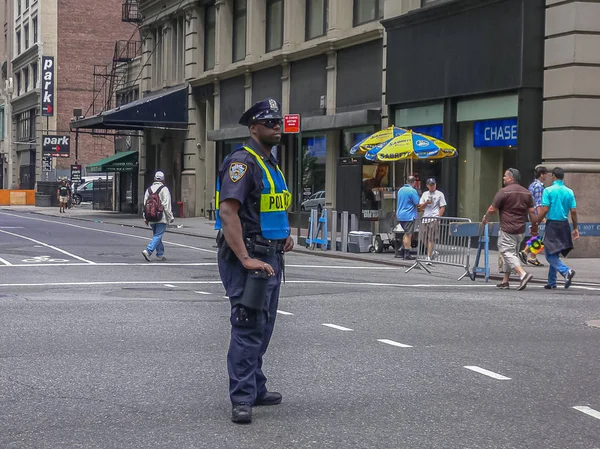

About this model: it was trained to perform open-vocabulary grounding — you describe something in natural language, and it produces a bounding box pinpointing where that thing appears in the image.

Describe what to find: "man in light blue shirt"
[536,167,579,289]
[396,176,421,260]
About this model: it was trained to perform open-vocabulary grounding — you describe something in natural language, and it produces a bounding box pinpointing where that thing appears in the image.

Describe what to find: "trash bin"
[35,194,52,207]
[348,231,373,253]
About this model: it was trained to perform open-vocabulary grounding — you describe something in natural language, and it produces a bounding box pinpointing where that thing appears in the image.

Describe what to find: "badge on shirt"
[229,162,248,183]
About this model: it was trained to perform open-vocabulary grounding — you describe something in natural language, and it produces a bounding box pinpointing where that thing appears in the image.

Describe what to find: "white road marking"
[0,229,96,264]
[572,406,600,421]
[194,291,212,295]
[0,262,217,268]
[322,323,353,331]
[464,366,511,380]
[0,280,224,288]
[163,284,177,288]
[22,255,69,263]
[0,212,217,254]
[0,256,13,266]
[277,310,293,315]
[377,339,412,348]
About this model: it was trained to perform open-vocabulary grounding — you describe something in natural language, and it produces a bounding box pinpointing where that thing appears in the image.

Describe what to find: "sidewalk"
[2,205,599,285]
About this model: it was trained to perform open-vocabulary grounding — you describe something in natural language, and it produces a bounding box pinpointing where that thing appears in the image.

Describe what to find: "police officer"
[215,98,294,424]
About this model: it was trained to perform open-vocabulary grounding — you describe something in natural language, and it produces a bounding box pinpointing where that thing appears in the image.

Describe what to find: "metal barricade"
[405,216,473,280]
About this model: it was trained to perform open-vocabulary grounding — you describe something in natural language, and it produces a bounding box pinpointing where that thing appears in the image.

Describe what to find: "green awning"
[87,150,139,173]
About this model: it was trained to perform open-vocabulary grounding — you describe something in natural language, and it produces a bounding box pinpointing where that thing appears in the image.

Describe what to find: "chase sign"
[473,118,518,148]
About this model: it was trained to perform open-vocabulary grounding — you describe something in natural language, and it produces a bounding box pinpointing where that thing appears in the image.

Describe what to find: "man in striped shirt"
[520,166,548,266]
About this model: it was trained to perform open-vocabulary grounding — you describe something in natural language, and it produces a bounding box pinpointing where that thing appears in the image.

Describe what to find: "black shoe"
[544,284,557,289]
[496,282,510,289]
[518,251,527,264]
[403,249,415,260]
[255,391,282,406]
[564,270,576,289]
[231,403,252,424]
[517,273,533,291]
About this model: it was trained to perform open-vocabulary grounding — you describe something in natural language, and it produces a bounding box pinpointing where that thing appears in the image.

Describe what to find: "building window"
[31,62,38,88]
[23,67,29,92]
[24,22,29,49]
[151,26,164,86]
[353,0,382,26]
[16,109,35,141]
[16,72,21,96]
[17,0,21,16]
[25,0,29,8]
[16,29,21,54]
[170,15,185,82]
[232,0,247,62]
[1,106,5,141]
[204,5,216,70]
[32,16,37,43]
[266,0,283,52]
[306,0,327,40]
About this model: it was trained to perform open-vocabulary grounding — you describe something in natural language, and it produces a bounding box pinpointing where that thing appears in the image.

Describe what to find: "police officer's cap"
[239,98,282,127]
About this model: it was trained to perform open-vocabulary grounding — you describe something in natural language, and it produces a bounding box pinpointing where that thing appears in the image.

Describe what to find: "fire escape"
[91,0,143,115]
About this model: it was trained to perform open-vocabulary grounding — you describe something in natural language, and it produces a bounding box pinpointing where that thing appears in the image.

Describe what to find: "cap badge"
[269,99,279,112]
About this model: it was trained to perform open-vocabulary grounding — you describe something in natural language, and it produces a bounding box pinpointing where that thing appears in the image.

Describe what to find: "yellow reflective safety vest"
[215,146,291,240]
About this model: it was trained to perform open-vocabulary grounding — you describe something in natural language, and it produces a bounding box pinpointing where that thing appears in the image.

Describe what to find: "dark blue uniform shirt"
[217,138,281,237]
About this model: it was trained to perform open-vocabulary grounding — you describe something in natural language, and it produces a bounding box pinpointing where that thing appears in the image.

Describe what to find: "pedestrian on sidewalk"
[214,98,294,424]
[519,166,548,266]
[395,176,420,260]
[57,180,69,213]
[482,168,537,290]
[142,171,174,262]
[535,167,578,289]
[419,178,446,264]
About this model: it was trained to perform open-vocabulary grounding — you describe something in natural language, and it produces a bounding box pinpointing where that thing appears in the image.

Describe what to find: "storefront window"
[341,126,375,156]
[300,134,326,201]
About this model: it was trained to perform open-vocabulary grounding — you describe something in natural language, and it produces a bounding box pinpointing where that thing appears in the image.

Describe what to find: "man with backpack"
[142,171,174,262]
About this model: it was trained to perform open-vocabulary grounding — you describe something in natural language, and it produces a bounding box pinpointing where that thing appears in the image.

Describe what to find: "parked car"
[72,181,94,204]
[300,190,325,212]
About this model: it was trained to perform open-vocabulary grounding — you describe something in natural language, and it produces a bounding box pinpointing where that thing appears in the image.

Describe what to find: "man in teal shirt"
[536,167,579,289]
[396,176,421,260]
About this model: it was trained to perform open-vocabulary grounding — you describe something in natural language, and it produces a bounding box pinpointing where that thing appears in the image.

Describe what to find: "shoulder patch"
[229,162,248,183]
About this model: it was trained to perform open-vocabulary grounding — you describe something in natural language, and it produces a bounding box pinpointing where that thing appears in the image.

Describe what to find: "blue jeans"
[146,223,167,257]
[545,247,569,286]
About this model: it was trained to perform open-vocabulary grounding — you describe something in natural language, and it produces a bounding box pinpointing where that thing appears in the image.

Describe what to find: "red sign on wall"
[283,114,300,134]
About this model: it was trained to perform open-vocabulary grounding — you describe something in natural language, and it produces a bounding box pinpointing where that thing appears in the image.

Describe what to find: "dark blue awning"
[71,85,188,131]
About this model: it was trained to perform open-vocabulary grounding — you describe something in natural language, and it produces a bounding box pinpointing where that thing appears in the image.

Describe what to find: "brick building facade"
[6,0,135,188]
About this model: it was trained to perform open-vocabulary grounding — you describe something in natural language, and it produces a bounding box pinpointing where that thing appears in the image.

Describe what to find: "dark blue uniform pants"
[218,252,282,405]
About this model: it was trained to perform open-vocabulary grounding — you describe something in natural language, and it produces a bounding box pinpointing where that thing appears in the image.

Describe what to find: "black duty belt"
[246,235,286,256]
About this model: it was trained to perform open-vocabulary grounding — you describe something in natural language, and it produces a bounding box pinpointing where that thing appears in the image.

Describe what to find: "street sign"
[41,56,55,117]
[71,165,82,182]
[42,135,70,158]
[283,114,300,134]
[42,155,52,172]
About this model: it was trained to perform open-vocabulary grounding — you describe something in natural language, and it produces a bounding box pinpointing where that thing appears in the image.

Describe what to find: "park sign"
[42,135,70,158]
[41,56,55,116]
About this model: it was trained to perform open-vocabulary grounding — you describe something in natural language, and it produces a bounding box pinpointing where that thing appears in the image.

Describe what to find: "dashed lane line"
[163,284,177,288]
[572,406,600,421]
[0,212,217,254]
[464,366,511,380]
[277,310,293,315]
[0,229,96,265]
[194,291,212,295]
[377,339,413,348]
[322,323,353,331]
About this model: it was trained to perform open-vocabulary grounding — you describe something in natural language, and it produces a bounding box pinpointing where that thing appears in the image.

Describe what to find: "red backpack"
[144,185,165,222]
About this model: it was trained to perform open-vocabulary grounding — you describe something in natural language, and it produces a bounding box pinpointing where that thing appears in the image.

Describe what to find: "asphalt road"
[0,210,598,449]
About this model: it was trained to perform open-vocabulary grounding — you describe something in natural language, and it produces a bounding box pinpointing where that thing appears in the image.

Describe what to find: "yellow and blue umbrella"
[350,126,407,155]
[365,129,457,162]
